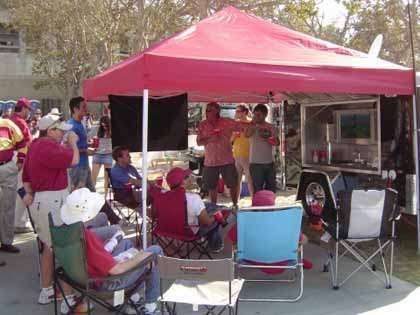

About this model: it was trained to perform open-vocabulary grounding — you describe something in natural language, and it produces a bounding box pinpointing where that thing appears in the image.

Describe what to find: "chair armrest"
[87,252,156,284]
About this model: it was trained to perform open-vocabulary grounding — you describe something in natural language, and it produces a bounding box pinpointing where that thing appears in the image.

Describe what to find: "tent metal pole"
[413,94,420,253]
[407,2,420,253]
[142,89,149,250]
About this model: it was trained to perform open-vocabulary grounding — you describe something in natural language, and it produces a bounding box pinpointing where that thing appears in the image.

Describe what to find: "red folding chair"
[152,188,213,259]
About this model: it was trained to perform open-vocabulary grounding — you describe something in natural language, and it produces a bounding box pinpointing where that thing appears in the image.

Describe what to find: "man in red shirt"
[0,117,25,258]
[60,188,162,315]
[197,102,245,206]
[22,114,80,305]
[10,97,33,233]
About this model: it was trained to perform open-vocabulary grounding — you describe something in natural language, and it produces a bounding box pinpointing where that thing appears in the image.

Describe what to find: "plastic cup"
[92,137,99,148]
[156,177,163,187]
[214,211,227,227]
[267,136,277,146]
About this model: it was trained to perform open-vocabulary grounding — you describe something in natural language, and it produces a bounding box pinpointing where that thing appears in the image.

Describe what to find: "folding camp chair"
[152,188,213,259]
[322,188,399,290]
[48,215,155,315]
[158,256,244,315]
[105,168,147,246]
[235,205,304,302]
[105,168,140,225]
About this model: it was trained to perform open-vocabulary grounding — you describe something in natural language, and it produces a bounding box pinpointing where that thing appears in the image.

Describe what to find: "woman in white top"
[91,115,112,196]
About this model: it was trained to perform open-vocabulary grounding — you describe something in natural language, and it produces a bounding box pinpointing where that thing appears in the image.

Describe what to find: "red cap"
[252,190,275,206]
[15,97,32,110]
[166,167,192,188]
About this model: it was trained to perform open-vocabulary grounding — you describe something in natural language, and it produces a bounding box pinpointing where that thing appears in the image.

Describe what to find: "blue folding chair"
[235,205,304,302]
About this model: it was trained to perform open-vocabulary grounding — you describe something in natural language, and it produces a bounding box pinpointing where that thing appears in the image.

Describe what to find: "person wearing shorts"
[67,96,95,191]
[245,104,280,193]
[231,104,254,198]
[91,115,113,196]
[197,102,245,206]
[22,114,80,305]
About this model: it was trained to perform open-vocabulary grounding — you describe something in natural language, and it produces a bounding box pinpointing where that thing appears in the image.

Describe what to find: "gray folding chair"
[158,256,244,315]
[323,188,399,289]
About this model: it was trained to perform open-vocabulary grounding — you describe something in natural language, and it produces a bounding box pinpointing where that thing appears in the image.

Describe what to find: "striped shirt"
[10,113,31,163]
[0,118,25,163]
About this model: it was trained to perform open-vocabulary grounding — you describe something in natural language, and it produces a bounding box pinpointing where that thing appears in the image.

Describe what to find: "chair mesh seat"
[160,279,244,307]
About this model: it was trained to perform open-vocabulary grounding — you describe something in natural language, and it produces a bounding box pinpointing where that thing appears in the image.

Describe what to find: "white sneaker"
[38,286,54,305]
[60,295,94,314]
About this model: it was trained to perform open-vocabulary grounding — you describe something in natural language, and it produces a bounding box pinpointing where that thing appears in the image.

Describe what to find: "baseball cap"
[38,114,72,131]
[252,190,276,206]
[15,97,32,110]
[166,167,192,188]
[206,102,220,112]
[61,188,105,225]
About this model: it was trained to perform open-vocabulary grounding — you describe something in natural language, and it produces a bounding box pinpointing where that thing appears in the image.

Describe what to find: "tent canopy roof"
[84,6,414,103]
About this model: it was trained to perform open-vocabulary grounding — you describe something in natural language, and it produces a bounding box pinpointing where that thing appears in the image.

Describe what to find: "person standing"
[10,98,33,234]
[0,116,25,257]
[30,108,43,138]
[245,104,280,193]
[231,104,254,198]
[91,116,113,196]
[197,102,242,206]
[22,114,79,304]
[67,96,95,191]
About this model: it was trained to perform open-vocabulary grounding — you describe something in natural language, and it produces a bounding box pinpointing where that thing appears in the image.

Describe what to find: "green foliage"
[346,0,419,68]
[4,0,420,98]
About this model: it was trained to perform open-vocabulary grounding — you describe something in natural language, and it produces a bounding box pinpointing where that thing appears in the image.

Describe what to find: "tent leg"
[142,89,149,250]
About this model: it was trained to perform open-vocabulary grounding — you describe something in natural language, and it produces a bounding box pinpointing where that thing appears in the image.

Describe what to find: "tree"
[6,0,138,104]
[5,0,317,101]
[340,0,420,68]
[6,0,418,103]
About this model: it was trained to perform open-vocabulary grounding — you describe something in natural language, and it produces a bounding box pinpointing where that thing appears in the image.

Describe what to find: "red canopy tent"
[84,6,414,103]
[83,6,415,248]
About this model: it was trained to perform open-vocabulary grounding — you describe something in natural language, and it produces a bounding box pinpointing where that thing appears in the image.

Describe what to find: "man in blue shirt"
[67,96,95,191]
[110,146,142,207]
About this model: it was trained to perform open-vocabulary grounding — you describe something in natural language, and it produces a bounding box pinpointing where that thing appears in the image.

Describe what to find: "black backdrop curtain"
[109,94,188,152]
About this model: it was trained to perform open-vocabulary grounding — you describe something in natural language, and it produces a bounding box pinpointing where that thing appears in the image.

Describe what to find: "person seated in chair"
[110,146,142,208]
[60,188,162,315]
[163,167,227,253]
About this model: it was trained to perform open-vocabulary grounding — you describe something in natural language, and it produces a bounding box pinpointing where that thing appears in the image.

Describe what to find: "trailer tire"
[299,173,335,220]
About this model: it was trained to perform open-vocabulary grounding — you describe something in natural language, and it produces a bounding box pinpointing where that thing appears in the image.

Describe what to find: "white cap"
[38,114,72,131]
[60,188,105,225]
[49,107,62,116]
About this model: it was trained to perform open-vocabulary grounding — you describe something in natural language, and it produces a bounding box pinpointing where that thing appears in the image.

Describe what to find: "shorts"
[92,153,113,165]
[203,163,238,190]
[69,166,95,191]
[29,189,68,247]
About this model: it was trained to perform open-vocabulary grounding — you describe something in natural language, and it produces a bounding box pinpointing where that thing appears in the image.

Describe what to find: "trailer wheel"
[298,172,335,219]
[304,182,326,209]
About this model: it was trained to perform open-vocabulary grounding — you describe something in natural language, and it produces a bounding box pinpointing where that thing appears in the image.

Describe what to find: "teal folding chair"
[235,205,304,302]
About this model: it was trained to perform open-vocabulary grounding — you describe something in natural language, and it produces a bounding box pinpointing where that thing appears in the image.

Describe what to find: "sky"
[317,0,347,27]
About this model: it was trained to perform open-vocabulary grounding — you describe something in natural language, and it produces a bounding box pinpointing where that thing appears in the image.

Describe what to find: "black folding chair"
[323,188,399,289]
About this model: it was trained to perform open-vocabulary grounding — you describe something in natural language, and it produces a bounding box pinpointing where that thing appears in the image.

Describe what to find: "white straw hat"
[38,114,72,131]
[60,188,105,225]
[49,107,62,116]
